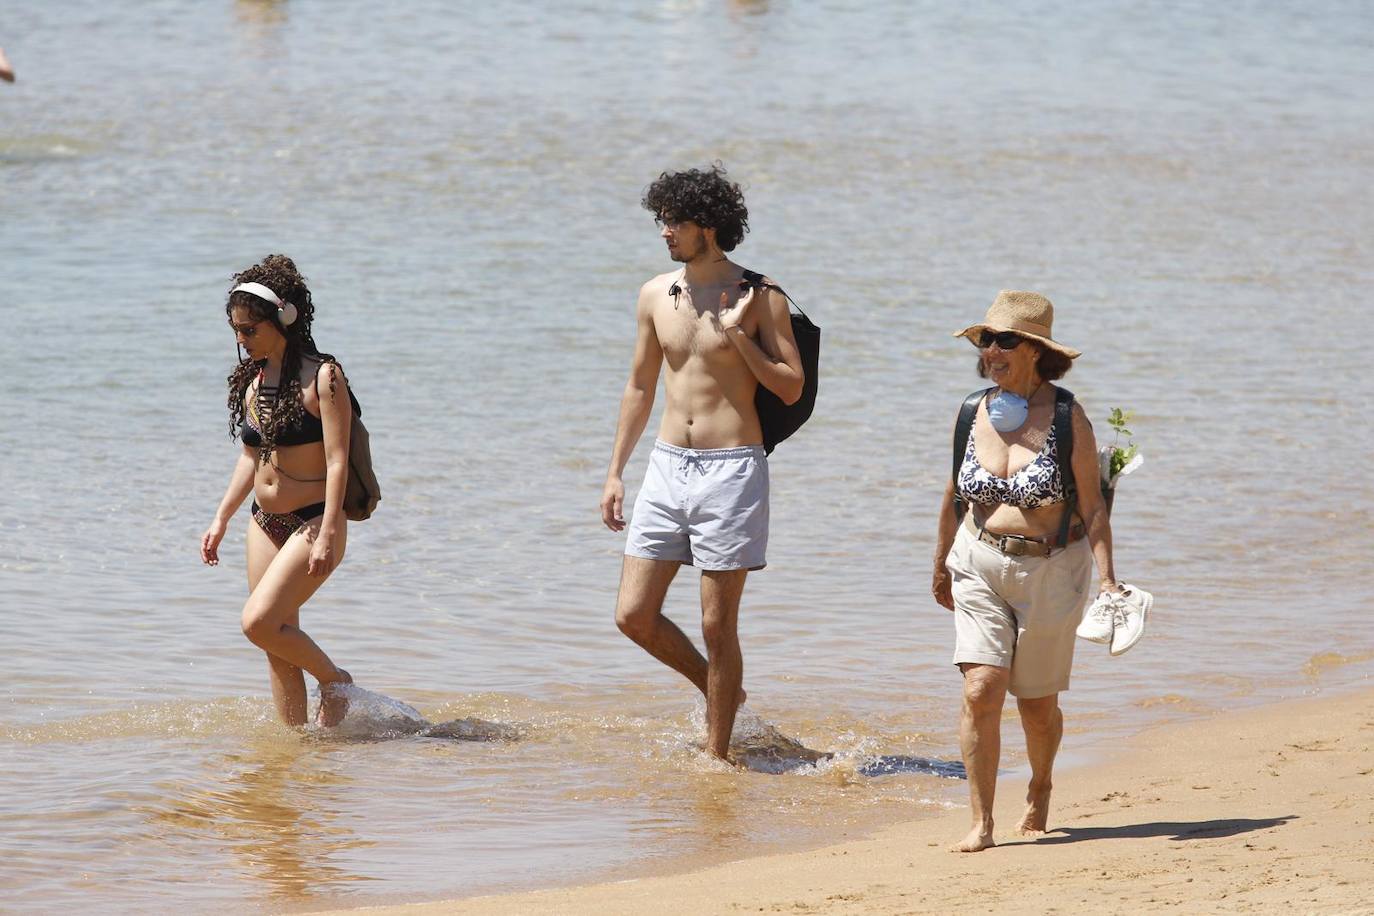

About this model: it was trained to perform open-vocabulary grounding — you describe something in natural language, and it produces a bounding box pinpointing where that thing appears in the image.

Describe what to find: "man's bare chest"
[657,308,731,357]
[653,292,753,360]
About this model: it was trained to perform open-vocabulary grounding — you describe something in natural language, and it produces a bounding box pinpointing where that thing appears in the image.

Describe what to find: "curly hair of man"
[224,254,341,464]
[641,163,750,252]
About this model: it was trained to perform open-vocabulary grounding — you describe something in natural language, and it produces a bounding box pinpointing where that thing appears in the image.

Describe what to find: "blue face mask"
[987,391,1029,432]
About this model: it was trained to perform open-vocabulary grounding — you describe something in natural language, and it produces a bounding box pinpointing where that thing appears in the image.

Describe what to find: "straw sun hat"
[953,290,1081,360]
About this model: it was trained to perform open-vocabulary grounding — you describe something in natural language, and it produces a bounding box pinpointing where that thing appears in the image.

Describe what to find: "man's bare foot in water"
[317,668,352,727]
[700,689,747,763]
[950,822,995,853]
[1015,780,1052,836]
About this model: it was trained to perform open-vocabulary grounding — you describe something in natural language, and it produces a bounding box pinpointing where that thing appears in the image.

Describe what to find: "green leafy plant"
[1106,407,1140,480]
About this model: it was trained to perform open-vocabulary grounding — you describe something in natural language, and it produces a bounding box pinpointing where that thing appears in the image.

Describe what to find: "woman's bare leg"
[246,523,308,726]
[241,519,348,725]
[1015,693,1063,835]
[954,663,1010,852]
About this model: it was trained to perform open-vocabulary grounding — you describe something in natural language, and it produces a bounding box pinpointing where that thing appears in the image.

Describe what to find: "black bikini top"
[241,374,324,449]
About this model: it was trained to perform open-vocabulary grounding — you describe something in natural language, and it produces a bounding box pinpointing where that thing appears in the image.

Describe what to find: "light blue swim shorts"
[625,440,769,571]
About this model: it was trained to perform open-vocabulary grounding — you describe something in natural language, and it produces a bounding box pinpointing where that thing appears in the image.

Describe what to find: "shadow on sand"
[1030,815,1296,845]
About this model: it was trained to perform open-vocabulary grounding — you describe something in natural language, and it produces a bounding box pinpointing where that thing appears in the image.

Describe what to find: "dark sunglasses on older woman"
[975,330,1026,350]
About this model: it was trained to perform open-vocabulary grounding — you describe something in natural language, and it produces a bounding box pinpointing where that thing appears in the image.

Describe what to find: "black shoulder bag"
[740,269,820,455]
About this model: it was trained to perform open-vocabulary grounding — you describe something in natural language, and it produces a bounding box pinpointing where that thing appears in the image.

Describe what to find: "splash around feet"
[316,668,353,727]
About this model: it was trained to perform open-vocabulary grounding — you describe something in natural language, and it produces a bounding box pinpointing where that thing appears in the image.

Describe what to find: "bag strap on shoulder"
[951,386,1079,542]
[952,387,994,522]
[741,269,811,321]
[1053,387,1076,547]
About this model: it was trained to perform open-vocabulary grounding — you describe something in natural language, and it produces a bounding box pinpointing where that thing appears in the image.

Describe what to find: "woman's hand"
[201,518,227,566]
[932,563,955,611]
[308,530,338,577]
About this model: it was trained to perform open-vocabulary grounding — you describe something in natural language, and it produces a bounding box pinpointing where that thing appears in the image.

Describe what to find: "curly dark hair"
[975,340,1073,382]
[224,254,340,465]
[641,162,749,252]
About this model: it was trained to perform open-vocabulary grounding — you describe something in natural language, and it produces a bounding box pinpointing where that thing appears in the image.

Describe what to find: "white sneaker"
[1108,584,1153,657]
[1076,592,1116,644]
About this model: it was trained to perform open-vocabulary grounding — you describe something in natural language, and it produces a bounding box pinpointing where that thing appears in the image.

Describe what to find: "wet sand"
[323,687,1374,915]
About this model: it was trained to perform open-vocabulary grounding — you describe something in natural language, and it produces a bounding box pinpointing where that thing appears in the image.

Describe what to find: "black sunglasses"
[975,330,1026,350]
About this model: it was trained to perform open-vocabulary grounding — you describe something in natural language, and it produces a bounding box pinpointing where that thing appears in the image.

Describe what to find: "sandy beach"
[324,687,1374,915]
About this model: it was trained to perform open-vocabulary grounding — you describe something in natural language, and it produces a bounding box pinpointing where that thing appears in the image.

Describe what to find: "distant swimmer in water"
[0,46,15,83]
[200,254,355,727]
[600,164,804,761]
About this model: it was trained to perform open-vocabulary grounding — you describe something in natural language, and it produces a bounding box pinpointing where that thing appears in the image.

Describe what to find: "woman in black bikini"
[200,254,353,727]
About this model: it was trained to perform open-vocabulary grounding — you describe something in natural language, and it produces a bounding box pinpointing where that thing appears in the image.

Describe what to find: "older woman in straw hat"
[932,290,1126,853]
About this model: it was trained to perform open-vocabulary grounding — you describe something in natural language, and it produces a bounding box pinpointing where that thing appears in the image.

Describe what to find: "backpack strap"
[952,388,994,523]
[1053,387,1077,547]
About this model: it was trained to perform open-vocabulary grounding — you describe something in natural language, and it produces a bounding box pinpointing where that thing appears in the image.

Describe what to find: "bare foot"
[316,668,352,727]
[950,824,995,853]
[1015,781,1052,836]
[713,749,744,767]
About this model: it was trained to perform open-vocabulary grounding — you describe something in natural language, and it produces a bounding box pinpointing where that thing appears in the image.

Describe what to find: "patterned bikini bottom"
[251,501,326,548]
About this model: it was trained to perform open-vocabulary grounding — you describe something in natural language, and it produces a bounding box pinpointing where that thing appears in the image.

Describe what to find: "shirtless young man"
[600,165,804,761]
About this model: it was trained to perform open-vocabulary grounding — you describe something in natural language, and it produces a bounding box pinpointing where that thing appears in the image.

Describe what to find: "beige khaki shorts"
[946,520,1093,698]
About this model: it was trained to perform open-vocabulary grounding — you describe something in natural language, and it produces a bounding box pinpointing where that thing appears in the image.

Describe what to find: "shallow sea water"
[2,1,1372,912]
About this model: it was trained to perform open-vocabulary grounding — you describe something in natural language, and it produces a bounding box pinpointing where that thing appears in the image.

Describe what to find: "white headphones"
[231,281,298,326]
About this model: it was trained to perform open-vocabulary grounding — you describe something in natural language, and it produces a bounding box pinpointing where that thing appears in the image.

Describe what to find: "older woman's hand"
[932,565,955,611]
